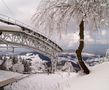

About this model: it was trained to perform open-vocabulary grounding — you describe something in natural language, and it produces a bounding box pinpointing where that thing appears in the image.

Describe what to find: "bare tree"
[32,0,109,74]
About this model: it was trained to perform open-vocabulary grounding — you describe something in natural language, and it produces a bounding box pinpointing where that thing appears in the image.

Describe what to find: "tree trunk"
[76,20,90,74]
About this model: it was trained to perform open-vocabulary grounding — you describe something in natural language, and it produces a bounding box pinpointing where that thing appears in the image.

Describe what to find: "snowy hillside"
[58,51,100,61]
[58,51,106,70]
[4,61,109,90]
[63,62,109,90]
[19,52,50,61]
[19,53,48,73]
[0,53,48,73]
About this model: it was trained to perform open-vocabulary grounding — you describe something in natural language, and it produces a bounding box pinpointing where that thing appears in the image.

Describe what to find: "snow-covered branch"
[32,0,109,32]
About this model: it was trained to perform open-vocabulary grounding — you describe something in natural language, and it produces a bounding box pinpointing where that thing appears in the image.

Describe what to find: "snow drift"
[4,61,109,90]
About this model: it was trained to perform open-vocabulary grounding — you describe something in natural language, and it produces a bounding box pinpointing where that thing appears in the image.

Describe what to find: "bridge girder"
[0,14,63,72]
[0,31,61,59]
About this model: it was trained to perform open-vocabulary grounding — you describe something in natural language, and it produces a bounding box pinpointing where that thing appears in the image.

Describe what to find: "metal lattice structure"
[0,14,63,72]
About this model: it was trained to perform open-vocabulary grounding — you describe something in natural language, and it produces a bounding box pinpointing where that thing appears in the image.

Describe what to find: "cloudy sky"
[0,0,109,55]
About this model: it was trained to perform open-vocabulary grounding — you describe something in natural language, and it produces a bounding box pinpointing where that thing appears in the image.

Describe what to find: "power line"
[0,0,14,16]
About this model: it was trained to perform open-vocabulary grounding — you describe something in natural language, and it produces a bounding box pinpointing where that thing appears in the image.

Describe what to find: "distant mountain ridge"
[19,50,101,62]
[59,50,101,61]
[19,52,50,61]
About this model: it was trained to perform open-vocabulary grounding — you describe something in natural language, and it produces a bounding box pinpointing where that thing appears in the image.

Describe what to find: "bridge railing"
[0,14,50,43]
[0,13,37,32]
[0,14,63,52]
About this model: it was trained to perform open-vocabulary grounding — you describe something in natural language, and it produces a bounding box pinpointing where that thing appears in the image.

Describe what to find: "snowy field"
[63,62,109,90]
[5,72,77,90]
[4,61,109,90]
[0,70,22,82]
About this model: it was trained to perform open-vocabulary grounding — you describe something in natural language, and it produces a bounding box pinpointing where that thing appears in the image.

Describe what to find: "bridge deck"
[0,70,24,87]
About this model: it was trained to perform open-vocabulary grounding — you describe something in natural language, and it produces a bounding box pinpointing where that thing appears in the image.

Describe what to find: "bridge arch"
[0,14,63,72]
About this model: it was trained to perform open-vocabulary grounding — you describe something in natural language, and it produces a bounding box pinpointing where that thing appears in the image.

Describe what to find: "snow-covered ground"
[0,70,21,82]
[63,62,109,90]
[4,61,109,90]
[5,72,77,90]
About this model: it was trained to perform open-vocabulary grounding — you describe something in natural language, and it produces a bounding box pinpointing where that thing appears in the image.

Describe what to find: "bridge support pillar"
[51,57,58,73]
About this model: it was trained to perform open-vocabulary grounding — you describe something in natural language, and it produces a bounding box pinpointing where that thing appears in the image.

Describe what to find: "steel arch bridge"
[0,14,63,72]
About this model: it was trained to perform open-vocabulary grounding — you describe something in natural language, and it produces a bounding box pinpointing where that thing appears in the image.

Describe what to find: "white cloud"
[84,31,94,44]
[101,30,106,36]
[54,32,79,49]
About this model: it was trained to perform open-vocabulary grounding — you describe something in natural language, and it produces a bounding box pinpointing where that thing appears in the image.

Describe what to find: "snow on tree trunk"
[76,20,90,74]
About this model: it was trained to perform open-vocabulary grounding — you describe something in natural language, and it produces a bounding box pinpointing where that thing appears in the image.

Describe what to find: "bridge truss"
[0,14,63,72]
